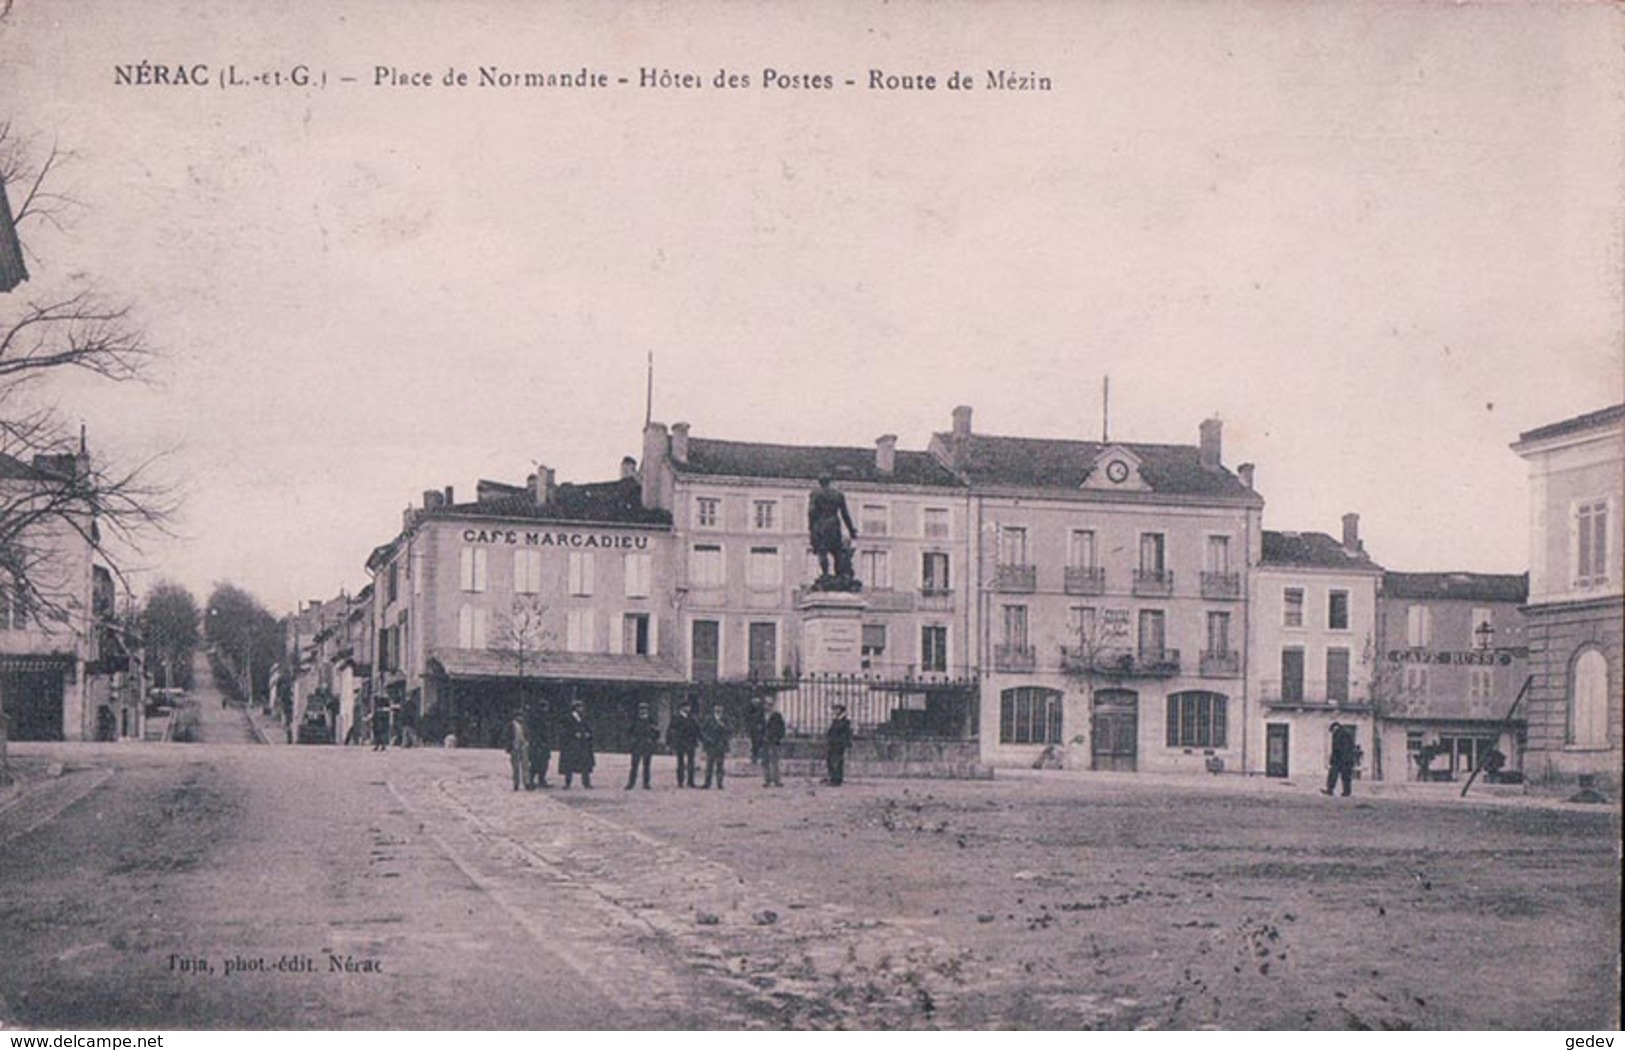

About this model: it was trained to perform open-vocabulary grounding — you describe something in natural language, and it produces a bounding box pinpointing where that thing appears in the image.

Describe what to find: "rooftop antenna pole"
[1102,376,1110,443]
[645,351,653,427]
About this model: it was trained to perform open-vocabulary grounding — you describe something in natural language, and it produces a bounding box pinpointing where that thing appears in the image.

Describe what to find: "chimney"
[875,434,897,475]
[1237,463,1255,490]
[951,405,973,440]
[526,472,543,505]
[422,489,443,510]
[642,421,670,511]
[1342,512,1362,554]
[621,455,638,480]
[530,466,555,506]
[1199,417,1222,470]
[443,485,455,506]
[671,422,690,464]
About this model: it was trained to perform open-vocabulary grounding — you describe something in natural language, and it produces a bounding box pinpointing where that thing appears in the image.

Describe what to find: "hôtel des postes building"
[364,461,680,750]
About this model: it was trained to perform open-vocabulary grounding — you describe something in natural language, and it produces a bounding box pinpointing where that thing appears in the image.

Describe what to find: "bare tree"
[0,121,173,620]
[490,598,555,709]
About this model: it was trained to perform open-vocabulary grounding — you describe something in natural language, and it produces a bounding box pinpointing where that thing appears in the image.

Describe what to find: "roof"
[677,438,963,488]
[0,451,73,482]
[1261,531,1382,571]
[1382,571,1529,603]
[938,432,1258,500]
[431,476,671,527]
[1514,404,1625,446]
[428,649,686,685]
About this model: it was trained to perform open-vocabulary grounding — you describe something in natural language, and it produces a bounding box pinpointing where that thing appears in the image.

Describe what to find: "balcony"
[994,563,1037,593]
[994,644,1037,673]
[1199,649,1241,677]
[1132,568,1174,597]
[917,587,955,612]
[1200,571,1241,600]
[1260,679,1366,708]
[1063,565,1106,596]
[1060,645,1181,678]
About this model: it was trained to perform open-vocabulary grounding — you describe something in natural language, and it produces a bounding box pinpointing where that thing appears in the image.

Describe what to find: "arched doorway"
[1569,647,1609,747]
[1091,688,1138,771]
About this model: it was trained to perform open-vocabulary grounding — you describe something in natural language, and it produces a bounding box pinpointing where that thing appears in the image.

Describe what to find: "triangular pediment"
[1082,445,1150,492]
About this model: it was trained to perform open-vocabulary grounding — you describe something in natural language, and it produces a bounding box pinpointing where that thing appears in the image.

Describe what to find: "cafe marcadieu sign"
[460,527,651,550]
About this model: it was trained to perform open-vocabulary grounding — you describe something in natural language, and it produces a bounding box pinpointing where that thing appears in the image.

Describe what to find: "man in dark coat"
[625,701,661,790]
[761,697,786,787]
[525,700,552,789]
[825,703,853,786]
[666,700,700,788]
[559,700,595,789]
[700,707,731,789]
[370,703,390,751]
[1323,722,1359,797]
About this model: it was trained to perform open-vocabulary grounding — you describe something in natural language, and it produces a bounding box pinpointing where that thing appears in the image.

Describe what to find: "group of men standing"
[505,695,855,792]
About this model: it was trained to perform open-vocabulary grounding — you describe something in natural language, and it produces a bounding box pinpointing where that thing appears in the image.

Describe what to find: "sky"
[1,0,1621,615]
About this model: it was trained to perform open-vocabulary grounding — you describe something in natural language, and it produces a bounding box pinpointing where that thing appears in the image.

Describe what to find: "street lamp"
[1474,618,1495,651]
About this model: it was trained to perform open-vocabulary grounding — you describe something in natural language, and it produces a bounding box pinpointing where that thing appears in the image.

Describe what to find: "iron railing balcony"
[1199,649,1241,677]
[994,564,1037,593]
[1132,568,1174,597]
[994,644,1037,672]
[917,587,955,611]
[1063,565,1106,595]
[1200,571,1241,600]
[1259,679,1364,707]
[1059,646,1181,677]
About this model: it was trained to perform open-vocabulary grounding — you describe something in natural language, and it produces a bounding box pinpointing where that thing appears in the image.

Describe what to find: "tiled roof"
[1382,571,1529,603]
[938,433,1258,500]
[1261,531,1382,571]
[678,438,963,488]
[0,451,71,482]
[1515,404,1625,445]
[432,476,671,527]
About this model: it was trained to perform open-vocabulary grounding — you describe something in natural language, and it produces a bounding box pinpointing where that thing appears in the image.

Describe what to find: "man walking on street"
[761,696,786,787]
[825,703,853,786]
[667,700,700,788]
[1322,721,1359,797]
[626,701,660,790]
[700,706,730,789]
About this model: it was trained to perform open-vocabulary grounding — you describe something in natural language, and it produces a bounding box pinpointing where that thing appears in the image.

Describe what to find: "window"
[1569,648,1609,746]
[1068,605,1097,643]
[1283,588,1304,627]
[624,552,652,598]
[0,585,25,630]
[514,550,544,595]
[1138,609,1166,657]
[1001,605,1029,649]
[691,620,720,682]
[1280,648,1305,702]
[1000,687,1063,744]
[861,503,889,537]
[1326,648,1351,703]
[1139,533,1166,575]
[1576,500,1609,586]
[1404,665,1429,696]
[1406,605,1431,647]
[999,526,1029,565]
[1469,668,1493,701]
[923,507,950,539]
[388,563,400,603]
[690,544,724,587]
[859,548,892,590]
[753,500,777,531]
[861,624,887,671]
[1328,590,1349,631]
[747,546,782,590]
[566,610,596,653]
[695,496,720,528]
[459,547,488,593]
[1205,535,1230,574]
[457,605,489,649]
[922,552,951,593]
[1069,529,1097,569]
[921,625,948,673]
[748,622,777,679]
[1166,691,1227,748]
[567,551,595,596]
[1206,611,1231,654]
[622,613,652,656]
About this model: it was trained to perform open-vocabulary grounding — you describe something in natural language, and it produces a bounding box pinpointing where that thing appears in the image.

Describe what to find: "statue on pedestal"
[808,474,861,592]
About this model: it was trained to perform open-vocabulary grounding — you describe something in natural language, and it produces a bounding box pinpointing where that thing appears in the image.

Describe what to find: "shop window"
[1166,691,1227,748]
[1000,687,1063,744]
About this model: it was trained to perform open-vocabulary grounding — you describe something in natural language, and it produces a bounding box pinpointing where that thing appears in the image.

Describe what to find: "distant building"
[1374,571,1529,782]
[1510,404,1624,790]
[1250,517,1383,782]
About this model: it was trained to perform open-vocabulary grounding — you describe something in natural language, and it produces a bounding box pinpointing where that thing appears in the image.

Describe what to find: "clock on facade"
[1105,459,1130,483]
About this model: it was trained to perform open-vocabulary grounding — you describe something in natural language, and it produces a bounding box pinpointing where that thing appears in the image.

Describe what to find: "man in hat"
[825,703,853,786]
[760,696,786,787]
[525,699,553,789]
[626,701,661,790]
[506,708,530,792]
[666,700,700,788]
[700,706,731,789]
[1323,721,1359,797]
[560,699,595,789]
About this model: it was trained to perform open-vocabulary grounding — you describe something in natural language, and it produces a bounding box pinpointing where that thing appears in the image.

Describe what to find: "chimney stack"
[642,421,670,511]
[875,434,897,475]
[1199,417,1222,470]
[443,485,455,506]
[671,422,690,464]
[951,405,973,440]
[529,466,555,506]
[1342,512,1362,553]
[621,455,638,480]
[422,489,444,510]
[1237,463,1255,490]
[527,472,543,505]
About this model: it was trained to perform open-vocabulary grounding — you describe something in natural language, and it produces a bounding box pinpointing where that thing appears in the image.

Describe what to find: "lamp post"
[1474,619,1495,652]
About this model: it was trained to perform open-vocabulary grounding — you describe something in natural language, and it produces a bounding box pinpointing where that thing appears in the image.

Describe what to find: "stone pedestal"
[797,590,868,676]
